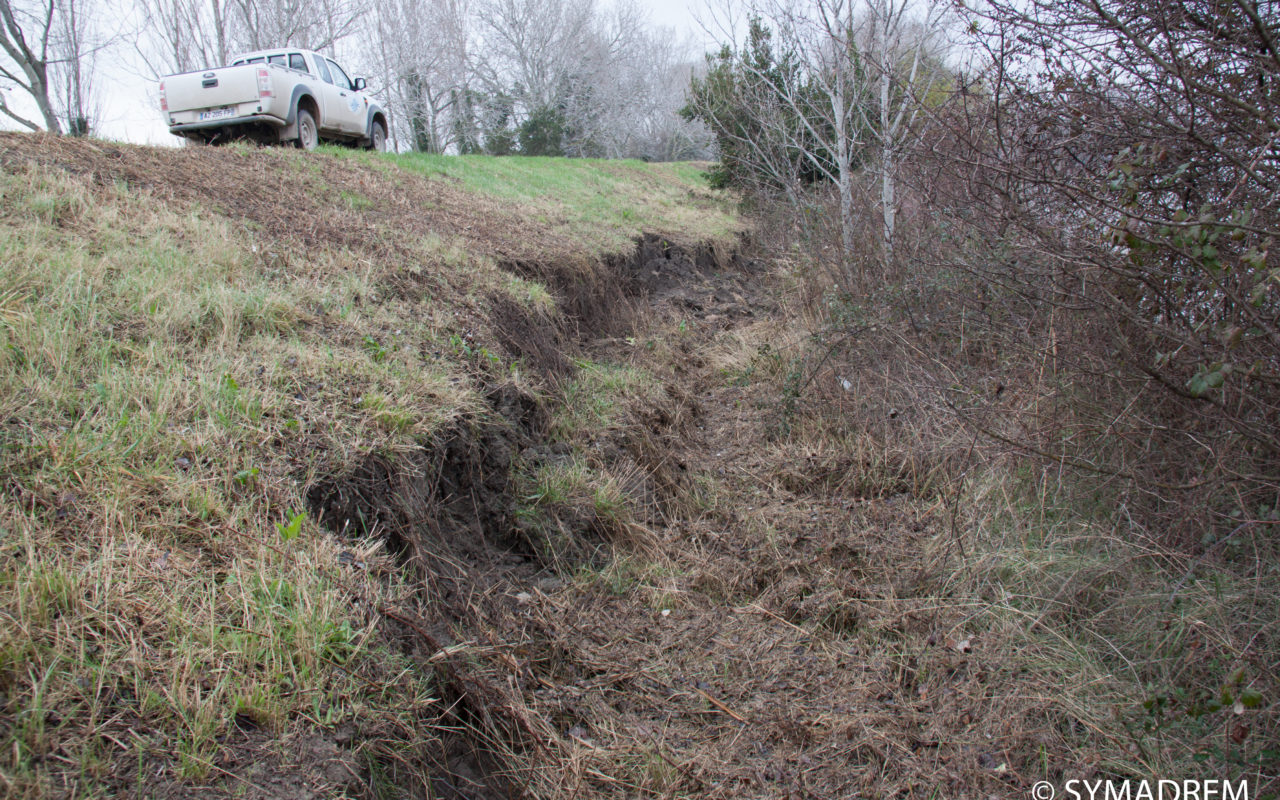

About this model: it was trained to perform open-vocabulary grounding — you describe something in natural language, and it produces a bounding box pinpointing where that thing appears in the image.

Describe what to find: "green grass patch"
[338,149,741,252]
[0,164,474,794]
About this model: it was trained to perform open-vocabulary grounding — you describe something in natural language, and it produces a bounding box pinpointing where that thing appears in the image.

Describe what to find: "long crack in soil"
[504,257,889,797]
[309,235,1002,798]
[481,242,1009,798]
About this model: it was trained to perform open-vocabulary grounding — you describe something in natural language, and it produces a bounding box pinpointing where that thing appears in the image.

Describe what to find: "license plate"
[198,107,237,121]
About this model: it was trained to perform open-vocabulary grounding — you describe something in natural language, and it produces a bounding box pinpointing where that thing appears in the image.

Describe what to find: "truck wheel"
[295,109,318,151]
[368,120,386,152]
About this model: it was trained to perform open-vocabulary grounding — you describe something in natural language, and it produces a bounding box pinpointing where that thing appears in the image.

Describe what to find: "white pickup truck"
[159,49,388,150]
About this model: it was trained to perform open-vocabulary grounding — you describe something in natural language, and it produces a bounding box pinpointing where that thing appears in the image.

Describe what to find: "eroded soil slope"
[6,134,1246,800]
[400,238,1041,800]
[0,133,748,799]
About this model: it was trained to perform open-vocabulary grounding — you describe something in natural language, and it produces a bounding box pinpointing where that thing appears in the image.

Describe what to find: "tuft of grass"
[505,274,557,314]
[340,189,372,211]
[940,471,1280,782]
[514,454,655,571]
[551,359,660,440]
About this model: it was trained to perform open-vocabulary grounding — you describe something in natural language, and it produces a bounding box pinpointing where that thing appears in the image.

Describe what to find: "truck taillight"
[159,80,167,111]
[256,67,273,99]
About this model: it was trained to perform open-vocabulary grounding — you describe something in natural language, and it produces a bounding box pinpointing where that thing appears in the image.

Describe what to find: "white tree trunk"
[833,60,855,276]
[878,17,895,267]
[211,0,227,65]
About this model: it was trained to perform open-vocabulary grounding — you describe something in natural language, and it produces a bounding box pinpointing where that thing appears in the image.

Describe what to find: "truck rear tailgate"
[163,66,260,114]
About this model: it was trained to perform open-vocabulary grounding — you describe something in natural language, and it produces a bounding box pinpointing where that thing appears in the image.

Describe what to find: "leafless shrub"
[738,13,1280,775]
[884,0,1280,547]
[747,0,1280,549]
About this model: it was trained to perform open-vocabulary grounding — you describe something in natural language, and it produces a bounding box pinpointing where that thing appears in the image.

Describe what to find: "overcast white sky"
[2,0,720,146]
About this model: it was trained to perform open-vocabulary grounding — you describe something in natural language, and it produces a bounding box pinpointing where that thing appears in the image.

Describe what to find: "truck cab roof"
[229,48,324,65]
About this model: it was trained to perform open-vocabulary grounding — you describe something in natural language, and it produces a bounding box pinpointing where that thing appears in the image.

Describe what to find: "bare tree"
[138,0,232,73]
[685,16,816,198]
[230,0,359,54]
[562,5,710,159]
[771,0,873,262]
[634,56,715,161]
[139,0,358,77]
[369,0,468,152]
[0,0,61,131]
[360,0,708,157]
[472,0,594,109]
[50,0,103,134]
[862,0,949,262]
[690,0,951,273]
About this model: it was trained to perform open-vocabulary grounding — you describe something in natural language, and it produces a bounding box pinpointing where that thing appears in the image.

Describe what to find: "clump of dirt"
[492,233,751,382]
[623,232,736,300]
[500,254,641,343]
[307,382,544,582]
[488,292,572,379]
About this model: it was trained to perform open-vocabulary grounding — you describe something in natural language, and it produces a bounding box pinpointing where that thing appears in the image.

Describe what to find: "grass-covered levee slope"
[0,132,740,797]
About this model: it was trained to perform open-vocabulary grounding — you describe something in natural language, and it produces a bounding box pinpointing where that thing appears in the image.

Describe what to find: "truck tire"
[295,108,319,151]
[368,120,386,152]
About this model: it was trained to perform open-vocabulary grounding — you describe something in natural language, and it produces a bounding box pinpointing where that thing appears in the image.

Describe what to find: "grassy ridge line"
[336,146,738,255]
[0,136,740,796]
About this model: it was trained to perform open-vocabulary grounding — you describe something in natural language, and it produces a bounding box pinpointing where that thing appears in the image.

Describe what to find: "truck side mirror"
[353,77,367,91]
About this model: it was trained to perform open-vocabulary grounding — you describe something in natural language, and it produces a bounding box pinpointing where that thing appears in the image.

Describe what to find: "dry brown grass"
[708,211,1280,796]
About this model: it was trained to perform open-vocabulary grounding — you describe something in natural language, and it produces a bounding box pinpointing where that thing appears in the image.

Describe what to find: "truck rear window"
[267,54,285,66]
[289,53,309,73]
